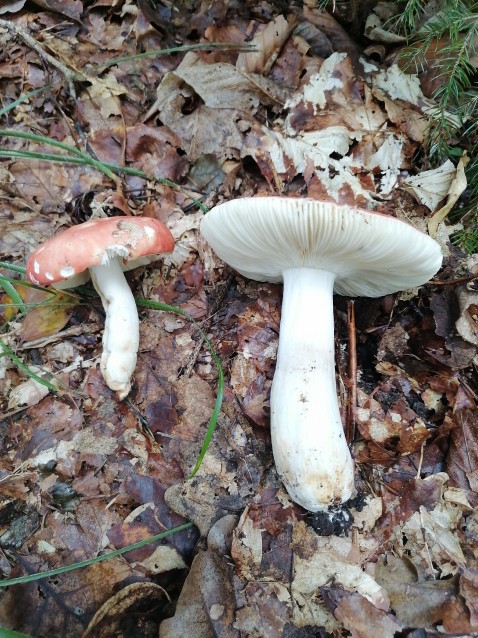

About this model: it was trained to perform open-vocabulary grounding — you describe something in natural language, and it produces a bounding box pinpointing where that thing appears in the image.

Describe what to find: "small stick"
[346,300,357,445]
[182,274,233,378]
[0,18,82,100]
[430,273,478,286]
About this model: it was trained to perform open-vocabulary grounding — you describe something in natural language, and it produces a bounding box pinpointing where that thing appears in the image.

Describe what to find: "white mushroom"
[201,197,443,511]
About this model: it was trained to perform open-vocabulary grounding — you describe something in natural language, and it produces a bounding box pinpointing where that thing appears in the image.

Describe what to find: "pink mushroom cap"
[26,217,175,286]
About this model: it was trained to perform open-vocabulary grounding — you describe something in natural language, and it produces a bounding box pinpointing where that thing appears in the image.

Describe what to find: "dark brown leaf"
[322,587,401,638]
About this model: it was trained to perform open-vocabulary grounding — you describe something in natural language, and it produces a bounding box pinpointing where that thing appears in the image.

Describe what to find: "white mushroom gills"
[200,197,443,512]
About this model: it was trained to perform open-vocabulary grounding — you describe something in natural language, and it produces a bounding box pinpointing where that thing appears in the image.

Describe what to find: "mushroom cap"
[200,197,443,297]
[26,217,175,286]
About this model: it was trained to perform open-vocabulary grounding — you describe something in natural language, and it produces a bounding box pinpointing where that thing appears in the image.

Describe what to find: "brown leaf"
[302,2,363,60]
[82,582,168,638]
[236,15,297,75]
[0,556,137,636]
[430,289,459,339]
[31,0,83,21]
[21,288,77,341]
[125,124,189,181]
[159,516,239,638]
[461,568,478,626]
[445,408,478,504]
[377,324,410,362]
[442,591,478,634]
[375,554,456,627]
[323,588,402,638]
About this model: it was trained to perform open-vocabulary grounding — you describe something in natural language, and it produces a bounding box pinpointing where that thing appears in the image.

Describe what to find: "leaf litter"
[0,1,477,637]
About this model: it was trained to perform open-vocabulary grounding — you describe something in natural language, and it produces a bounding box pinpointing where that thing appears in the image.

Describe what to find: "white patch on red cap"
[144,226,156,239]
[60,266,75,278]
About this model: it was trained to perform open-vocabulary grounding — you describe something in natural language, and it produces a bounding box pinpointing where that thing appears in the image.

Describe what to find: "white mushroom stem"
[89,259,139,400]
[270,267,355,511]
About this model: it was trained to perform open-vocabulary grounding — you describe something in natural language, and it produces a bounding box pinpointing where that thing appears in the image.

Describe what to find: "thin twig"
[0,18,83,100]
[429,273,478,286]
[182,275,233,378]
[346,300,357,446]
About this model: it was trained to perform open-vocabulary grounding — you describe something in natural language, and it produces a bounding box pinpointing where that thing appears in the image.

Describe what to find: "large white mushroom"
[26,216,175,399]
[201,197,443,512]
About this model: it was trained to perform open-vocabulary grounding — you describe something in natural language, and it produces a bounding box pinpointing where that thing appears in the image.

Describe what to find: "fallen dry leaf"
[402,159,458,212]
[159,516,239,638]
[236,15,296,75]
[428,153,468,235]
[82,582,169,638]
[375,553,456,628]
[323,587,402,638]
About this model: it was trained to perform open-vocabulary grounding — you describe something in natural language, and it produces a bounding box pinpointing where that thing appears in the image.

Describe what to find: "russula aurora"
[26,216,175,399]
[201,197,443,511]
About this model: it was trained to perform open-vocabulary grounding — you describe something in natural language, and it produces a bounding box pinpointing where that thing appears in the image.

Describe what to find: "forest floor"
[1,1,478,637]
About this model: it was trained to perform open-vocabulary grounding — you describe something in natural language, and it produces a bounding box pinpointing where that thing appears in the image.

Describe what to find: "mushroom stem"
[270,267,355,511]
[90,260,139,400]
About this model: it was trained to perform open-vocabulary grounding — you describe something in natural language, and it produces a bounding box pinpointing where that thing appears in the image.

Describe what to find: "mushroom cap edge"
[200,197,443,297]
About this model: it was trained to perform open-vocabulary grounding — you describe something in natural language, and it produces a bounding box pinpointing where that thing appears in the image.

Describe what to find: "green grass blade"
[0,522,193,588]
[0,129,89,158]
[0,278,26,316]
[0,148,117,181]
[0,629,34,638]
[0,262,26,275]
[0,141,207,211]
[0,274,60,300]
[0,338,58,392]
[0,149,91,164]
[0,86,52,118]
[136,299,224,476]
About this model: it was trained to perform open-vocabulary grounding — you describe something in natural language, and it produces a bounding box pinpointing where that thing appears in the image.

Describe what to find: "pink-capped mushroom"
[26,216,175,399]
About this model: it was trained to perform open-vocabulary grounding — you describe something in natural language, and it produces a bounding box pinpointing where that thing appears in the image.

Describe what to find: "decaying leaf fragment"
[83,582,169,638]
[375,554,456,628]
[401,159,458,212]
[323,588,402,638]
[428,154,468,236]
[159,516,239,638]
[388,473,467,577]
[236,15,297,75]
[7,369,50,409]
[291,521,389,618]
[364,3,408,44]
[151,51,290,161]
[20,288,77,342]
[286,51,349,114]
[455,255,478,347]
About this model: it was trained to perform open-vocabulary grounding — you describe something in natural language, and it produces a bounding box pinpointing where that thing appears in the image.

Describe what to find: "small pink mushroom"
[26,217,175,399]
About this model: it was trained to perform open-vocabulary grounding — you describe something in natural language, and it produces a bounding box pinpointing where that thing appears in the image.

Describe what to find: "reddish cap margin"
[26,217,175,286]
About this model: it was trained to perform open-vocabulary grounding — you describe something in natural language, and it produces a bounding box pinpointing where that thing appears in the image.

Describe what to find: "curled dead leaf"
[82,582,169,638]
